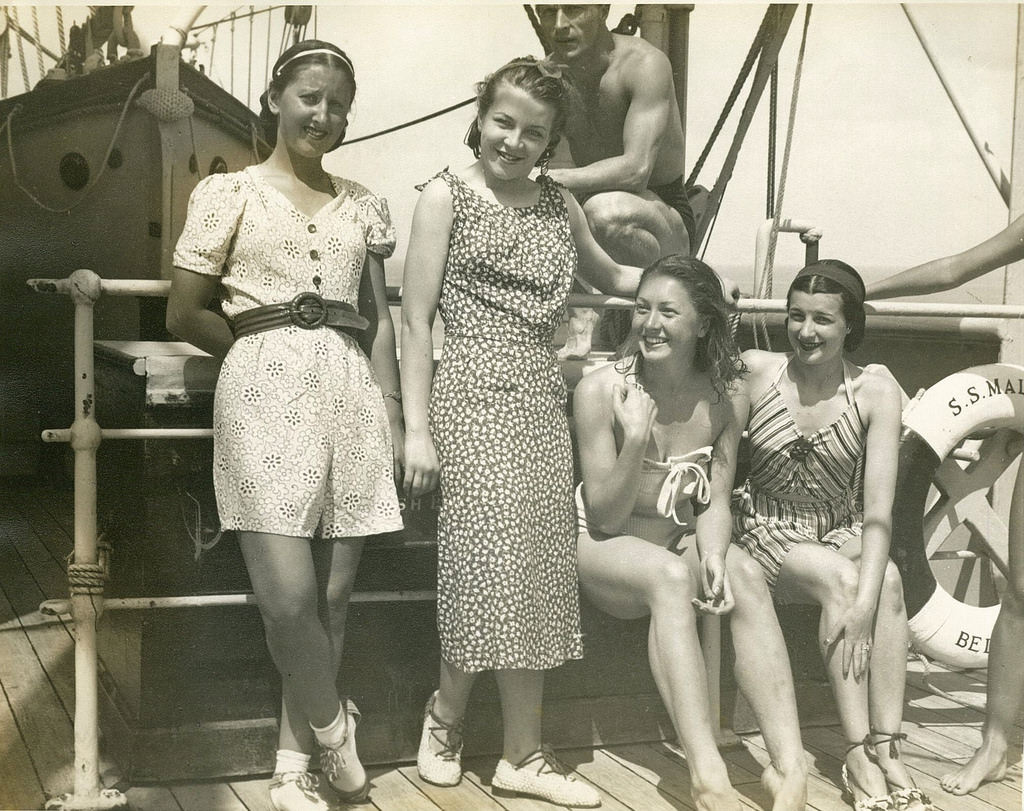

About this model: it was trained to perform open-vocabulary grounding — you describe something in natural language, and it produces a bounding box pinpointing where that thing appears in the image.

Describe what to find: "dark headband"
[792,259,865,303]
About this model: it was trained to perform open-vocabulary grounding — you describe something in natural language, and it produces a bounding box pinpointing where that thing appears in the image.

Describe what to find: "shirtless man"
[537,5,695,359]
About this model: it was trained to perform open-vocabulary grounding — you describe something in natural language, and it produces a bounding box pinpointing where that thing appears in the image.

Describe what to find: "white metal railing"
[27,268,1024,806]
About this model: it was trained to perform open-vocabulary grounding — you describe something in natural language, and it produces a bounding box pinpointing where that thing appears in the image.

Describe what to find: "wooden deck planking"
[2,479,1022,810]
[362,766,440,810]
[123,785,185,811]
[731,734,853,811]
[801,725,1011,811]
[224,778,275,811]
[0,531,77,801]
[167,782,248,811]
[603,741,764,810]
[396,763,506,810]
[0,684,46,811]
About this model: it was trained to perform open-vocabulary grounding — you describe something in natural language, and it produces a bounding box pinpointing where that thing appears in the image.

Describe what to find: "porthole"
[59,152,90,190]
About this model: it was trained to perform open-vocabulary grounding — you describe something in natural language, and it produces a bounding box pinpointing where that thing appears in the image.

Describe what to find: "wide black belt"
[231,292,368,340]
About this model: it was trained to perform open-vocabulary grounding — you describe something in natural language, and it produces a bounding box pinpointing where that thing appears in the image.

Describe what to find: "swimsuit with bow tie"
[577,446,713,549]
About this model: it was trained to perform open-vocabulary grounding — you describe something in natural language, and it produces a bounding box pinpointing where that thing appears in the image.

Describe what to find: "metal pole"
[666,5,693,172]
[902,4,1010,206]
[71,271,102,805]
[561,293,1024,319]
[48,270,127,810]
[754,218,823,291]
[41,589,440,617]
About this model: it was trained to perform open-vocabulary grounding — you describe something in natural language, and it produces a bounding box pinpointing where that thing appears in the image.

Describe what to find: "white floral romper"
[173,167,403,539]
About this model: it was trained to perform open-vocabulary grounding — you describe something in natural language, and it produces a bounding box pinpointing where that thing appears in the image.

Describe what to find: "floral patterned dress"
[173,167,402,539]
[427,170,584,671]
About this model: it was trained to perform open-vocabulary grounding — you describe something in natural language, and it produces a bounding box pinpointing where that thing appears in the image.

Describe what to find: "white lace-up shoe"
[416,690,464,786]
[319,699,370,803]
[268,771,330,811]
[492,746,601,807]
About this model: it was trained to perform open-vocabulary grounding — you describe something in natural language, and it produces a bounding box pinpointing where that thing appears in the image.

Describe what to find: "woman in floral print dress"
[167,40,401,811]
[401,57,641,808]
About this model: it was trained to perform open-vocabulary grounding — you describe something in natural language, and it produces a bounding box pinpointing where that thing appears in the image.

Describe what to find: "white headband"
[274,48,354,80]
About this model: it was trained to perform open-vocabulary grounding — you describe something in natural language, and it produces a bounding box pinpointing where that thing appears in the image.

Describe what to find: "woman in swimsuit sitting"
[575,255,807,811]
[733,260,932,811]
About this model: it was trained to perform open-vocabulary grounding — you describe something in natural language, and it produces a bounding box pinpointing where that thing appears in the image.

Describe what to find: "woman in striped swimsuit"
[575,255,807,811]
[734,260,932,811]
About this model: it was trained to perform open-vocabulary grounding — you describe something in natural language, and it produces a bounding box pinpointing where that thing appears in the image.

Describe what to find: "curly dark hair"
[464,56,573,166]
[615,254,746,401]
[258,39,356,153]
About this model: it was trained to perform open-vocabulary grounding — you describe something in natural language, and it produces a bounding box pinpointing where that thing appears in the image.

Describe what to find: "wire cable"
[340,97,476,147]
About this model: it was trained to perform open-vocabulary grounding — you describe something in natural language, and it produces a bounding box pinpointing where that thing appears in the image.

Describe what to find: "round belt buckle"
[289,291,327,329]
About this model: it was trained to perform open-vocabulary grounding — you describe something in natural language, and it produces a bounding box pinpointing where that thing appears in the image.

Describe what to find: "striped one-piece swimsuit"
[733,358,865,588]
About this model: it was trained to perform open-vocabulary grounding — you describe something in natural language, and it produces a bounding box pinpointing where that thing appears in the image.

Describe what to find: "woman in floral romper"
[401,57,641,808]
[167,40,401,811]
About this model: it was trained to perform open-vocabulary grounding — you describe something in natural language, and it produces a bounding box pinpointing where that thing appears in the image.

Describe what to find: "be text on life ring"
[891,363,1024,669]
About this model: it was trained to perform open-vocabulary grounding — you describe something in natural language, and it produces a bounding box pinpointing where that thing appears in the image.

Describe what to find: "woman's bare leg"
[726,550,807,811]
[775,543,890,801]
[942,462,1024,794]
[578,532,740,811]
[239,532,358,749]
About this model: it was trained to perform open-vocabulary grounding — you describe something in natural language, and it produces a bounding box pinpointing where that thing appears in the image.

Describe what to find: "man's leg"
[585,190,689,354]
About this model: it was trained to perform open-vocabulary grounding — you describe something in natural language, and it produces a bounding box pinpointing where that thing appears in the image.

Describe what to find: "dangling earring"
[539,157,550,176]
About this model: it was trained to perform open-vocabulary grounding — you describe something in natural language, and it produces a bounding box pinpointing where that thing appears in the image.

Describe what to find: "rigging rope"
[264,7,271,101]
[686,7,774,189]
[247,5,254,109]
[911,652,986,712]
[208,22,218,83]
[11,7,29,92]
[30,6,43,78]
[340,97,476,147]
[767,63,778,219]
[55,6,66,54]
[6,72,148,213]
[229,10,236,97]
[755,4,813,349]
[1,22,9,98]
[522,5,550,54]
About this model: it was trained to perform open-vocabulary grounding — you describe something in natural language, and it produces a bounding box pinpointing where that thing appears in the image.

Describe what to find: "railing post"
[45,269,126,811]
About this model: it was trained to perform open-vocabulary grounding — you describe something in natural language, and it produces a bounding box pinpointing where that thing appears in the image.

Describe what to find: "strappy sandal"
[842,737,895,811]
[870,730,936,810]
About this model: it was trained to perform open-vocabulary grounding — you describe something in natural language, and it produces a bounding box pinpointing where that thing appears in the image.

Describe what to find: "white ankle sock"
[274,749,311,776]
[310,704,347,748]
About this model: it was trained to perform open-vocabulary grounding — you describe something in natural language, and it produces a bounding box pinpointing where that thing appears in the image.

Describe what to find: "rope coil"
[66,538,112,596]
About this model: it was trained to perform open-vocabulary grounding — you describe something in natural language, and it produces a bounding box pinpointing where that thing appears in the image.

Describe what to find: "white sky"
[4,3,1019,302]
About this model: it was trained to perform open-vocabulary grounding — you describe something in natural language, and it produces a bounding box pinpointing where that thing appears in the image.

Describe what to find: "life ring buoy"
[892,363,1024,669]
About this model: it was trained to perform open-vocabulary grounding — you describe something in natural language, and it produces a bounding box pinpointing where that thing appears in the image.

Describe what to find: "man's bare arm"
[548,49,674,195]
